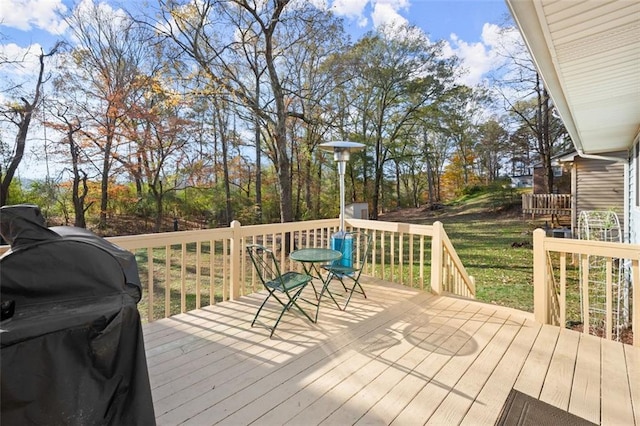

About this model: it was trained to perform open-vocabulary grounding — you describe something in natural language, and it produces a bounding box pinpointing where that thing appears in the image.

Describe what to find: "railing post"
[633,259,640,347]
[430,221,444,294]
[229,220,241,300]
[533,228,549,324]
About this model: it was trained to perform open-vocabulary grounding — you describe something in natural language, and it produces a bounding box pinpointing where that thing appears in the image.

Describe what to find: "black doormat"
[496,389,597,426]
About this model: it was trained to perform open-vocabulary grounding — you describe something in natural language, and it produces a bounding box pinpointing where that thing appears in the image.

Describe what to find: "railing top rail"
[346,218,435,236]
[536,229,640,259]
[0,218,437,257]
[108,227,234,250]
[235,218,339,238]
[440,228,475,293]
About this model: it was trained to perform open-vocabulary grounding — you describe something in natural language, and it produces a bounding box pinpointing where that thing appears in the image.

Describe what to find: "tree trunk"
[214,106,233,226]
[72,171,89,229]
[304,154,312,219]
[67,124,88,228]
[99,136,112,229]
[543,88,554,193]
[149,180,164,233]
[394,160,401,208]
[0,49,50,206]
[370,136,385,220]
[154,190,163,232]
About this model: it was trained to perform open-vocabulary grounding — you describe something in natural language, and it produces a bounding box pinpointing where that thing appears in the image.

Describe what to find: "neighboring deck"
[144,277,640,425]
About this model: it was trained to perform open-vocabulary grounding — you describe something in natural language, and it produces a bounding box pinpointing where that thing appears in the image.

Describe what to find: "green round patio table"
[289,248,342,321]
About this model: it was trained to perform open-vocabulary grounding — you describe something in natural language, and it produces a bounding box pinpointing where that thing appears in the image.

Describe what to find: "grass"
[129,189,632,342]
[381,189,568,314]
[133,242,240,322]
[133,189,579,322]
[444,214,538,312]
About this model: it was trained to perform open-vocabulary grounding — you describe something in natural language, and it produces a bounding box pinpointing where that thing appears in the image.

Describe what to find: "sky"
[1,0,512,86]
[0,0,513,179]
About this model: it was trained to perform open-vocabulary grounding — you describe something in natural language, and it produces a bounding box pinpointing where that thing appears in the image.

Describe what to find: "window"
[552,166,563,177]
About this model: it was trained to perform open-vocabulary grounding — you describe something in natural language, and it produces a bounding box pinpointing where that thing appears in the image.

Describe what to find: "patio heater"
[320,141,365,268]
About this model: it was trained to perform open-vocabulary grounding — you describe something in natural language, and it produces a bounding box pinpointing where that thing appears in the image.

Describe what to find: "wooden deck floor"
[143,277,639,425]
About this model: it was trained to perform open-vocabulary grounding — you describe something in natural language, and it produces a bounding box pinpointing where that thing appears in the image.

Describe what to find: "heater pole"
[338,160,346,232]
[319,141,365,255]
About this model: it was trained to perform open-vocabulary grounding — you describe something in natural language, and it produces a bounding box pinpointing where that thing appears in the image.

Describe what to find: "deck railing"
[533,228,639,346]
[522,193,572,216]
[0,218,475,323]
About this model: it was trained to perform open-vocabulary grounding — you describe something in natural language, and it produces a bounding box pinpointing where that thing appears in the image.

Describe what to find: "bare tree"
[0,44,60,206]
[331,26,458,218]
[154,0,342,224]
[490,25,569,193]
[476,118,509,183]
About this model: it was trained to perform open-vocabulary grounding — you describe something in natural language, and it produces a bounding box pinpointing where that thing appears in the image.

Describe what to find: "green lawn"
[135,190,580,321]
[383,190,558,314]
[443,215,539,312]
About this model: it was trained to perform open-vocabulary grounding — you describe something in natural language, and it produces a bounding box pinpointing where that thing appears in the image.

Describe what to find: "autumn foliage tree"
[57,2,151,228]
[3,2,563,231]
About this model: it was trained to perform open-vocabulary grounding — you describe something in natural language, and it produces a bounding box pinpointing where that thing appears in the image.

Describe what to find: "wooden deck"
[143,277,640,425]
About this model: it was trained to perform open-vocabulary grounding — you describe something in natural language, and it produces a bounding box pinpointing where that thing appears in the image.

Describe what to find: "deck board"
[461,319,541,425]
[539,328,580,410]
[426,315,522,425]
[626,344,640,423]
[143,277,639,425]
[322,301,477,426]
[570,333,601,423]
[355,304,488,425]
[390,308,510,425]
[513,323,559,397]
[277,299,459,426]
[601,338,635,425]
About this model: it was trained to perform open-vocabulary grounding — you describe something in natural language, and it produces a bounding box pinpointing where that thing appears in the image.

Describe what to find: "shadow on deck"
[143,277,639,425]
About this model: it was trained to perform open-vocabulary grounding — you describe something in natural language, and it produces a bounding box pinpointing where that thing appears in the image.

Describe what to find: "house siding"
[533,162,571,194]
[575,153,626,235]
[630,139,639,244]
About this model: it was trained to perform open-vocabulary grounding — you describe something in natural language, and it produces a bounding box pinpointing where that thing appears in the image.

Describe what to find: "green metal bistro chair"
[246,244,315,338]
[322,231,372,310]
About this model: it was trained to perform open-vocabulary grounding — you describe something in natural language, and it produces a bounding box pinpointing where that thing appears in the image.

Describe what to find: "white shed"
[345,203,369,220]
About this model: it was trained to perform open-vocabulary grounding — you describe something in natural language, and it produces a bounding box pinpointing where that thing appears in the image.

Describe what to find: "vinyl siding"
[575,153,626,235]
[630,141,639,244]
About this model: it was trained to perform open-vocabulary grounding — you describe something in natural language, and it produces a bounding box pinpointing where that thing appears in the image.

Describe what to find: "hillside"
[379,190,525,224]
[381,191,544,314]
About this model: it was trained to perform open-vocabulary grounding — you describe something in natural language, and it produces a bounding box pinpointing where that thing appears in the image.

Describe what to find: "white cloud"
[330,0,413,31]
[0,0,68,34]
[0,43,44,77]
[480,23,503,48]
[449,37,494,86]
[332,0,368,18]
[76,0,130,30]
[440,24,511,87]
[331,0,369,27]
[371,2,408,30]
[328,1,511,88]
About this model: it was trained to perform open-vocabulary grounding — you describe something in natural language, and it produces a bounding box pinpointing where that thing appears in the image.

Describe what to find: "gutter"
[575,148,625,164]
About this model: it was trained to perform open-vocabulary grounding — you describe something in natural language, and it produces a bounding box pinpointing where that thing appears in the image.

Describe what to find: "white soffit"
[505,0,640,155]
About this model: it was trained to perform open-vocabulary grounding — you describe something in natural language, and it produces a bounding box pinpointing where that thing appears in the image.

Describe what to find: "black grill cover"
[0,205,155,425]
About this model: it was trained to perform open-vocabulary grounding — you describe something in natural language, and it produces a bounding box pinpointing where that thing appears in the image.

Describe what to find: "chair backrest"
[246,244,282,286]
[338,231,371,272]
